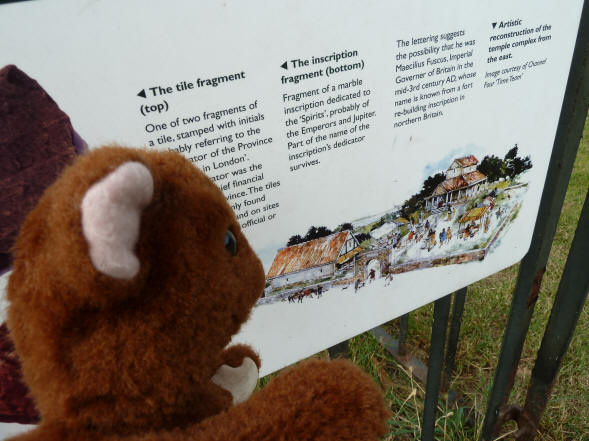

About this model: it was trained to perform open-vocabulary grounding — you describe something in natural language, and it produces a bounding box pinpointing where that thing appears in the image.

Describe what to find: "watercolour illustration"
[258,145,532,305]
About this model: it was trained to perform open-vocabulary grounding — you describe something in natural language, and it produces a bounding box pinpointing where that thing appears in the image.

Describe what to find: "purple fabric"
[0,324,39,424]
[0,64,86,422]
[0,64,81,275]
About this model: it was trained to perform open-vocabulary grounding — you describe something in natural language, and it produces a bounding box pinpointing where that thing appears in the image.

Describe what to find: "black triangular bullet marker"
[137,89,146,98]
[492,22,497,29]
[280,61,288,70]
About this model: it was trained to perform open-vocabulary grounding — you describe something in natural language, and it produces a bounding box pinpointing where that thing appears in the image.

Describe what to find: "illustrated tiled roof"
[431,176,467,196]
[430,161,487,197]
[266,231,350,279]
[463,170,487,185]
[442,176,467,192]
[454,155,479,167]
[459,206,489,223]
[431,184,449,197]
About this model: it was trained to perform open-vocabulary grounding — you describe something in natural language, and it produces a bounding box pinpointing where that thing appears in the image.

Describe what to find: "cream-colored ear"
[81,161,154,279]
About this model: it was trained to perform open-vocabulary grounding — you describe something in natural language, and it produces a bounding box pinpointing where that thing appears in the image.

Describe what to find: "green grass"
[371,117,589,440]
[257,117,589,440]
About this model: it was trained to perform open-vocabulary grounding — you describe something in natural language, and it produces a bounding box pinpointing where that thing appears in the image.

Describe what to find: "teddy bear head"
[7,146,265,433]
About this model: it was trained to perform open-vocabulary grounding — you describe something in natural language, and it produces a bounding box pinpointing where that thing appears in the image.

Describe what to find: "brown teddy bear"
[6,146,390,441]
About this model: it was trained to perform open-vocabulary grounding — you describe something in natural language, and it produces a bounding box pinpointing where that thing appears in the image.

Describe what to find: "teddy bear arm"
[211,345,261,405]
[150,358,389,441]
[7,352,387,441]
[217,344,261,369]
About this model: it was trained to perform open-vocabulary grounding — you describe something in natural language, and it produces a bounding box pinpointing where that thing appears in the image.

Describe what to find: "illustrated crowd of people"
[381,192,503,254]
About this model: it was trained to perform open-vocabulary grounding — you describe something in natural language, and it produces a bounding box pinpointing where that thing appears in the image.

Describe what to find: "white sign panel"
[0,0,584,388]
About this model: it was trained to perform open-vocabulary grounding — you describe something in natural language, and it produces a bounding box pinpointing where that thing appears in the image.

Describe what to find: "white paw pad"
[211,357,259,405]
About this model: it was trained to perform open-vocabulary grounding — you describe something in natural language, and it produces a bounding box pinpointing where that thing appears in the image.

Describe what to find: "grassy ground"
[259,116,589,440]
[364,116,589,440]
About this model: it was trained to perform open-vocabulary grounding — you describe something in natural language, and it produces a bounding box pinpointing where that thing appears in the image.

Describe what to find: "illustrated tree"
[510,155,532,177]
[478,154,505,182]
[421,172,446,197]
[354,232,372,243]
[401,172,446,217]
[303,226,319,241]
[316,226,333,237]
[286,234,304,247]
[401,194,421,219]
[504,145,532,178]
[304,226,332,241]
[287,226,334,246]
[479,145,532,181]
[335,222,354,232]
[503,144,518,178]
[504,145,519,161]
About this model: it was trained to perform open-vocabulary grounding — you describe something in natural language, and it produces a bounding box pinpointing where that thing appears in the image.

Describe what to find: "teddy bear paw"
[211,357,258,405]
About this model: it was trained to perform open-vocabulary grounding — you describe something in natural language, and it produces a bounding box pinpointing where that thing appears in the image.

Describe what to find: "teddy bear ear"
[81,161,154,279]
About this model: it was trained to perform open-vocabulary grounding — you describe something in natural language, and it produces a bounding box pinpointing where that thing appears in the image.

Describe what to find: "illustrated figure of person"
[395,234,401,249]
[369,269,376,283]
[426,229,435,251]
[384,271,394,286]
[354,278,360,293]
[439,228,446,246]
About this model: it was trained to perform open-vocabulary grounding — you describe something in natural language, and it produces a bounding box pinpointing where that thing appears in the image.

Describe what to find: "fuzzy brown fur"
[7,146,389,440]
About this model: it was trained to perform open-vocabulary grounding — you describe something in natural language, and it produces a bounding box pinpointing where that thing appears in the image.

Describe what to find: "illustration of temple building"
[425,155,488,209]
[266,231,361,289]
